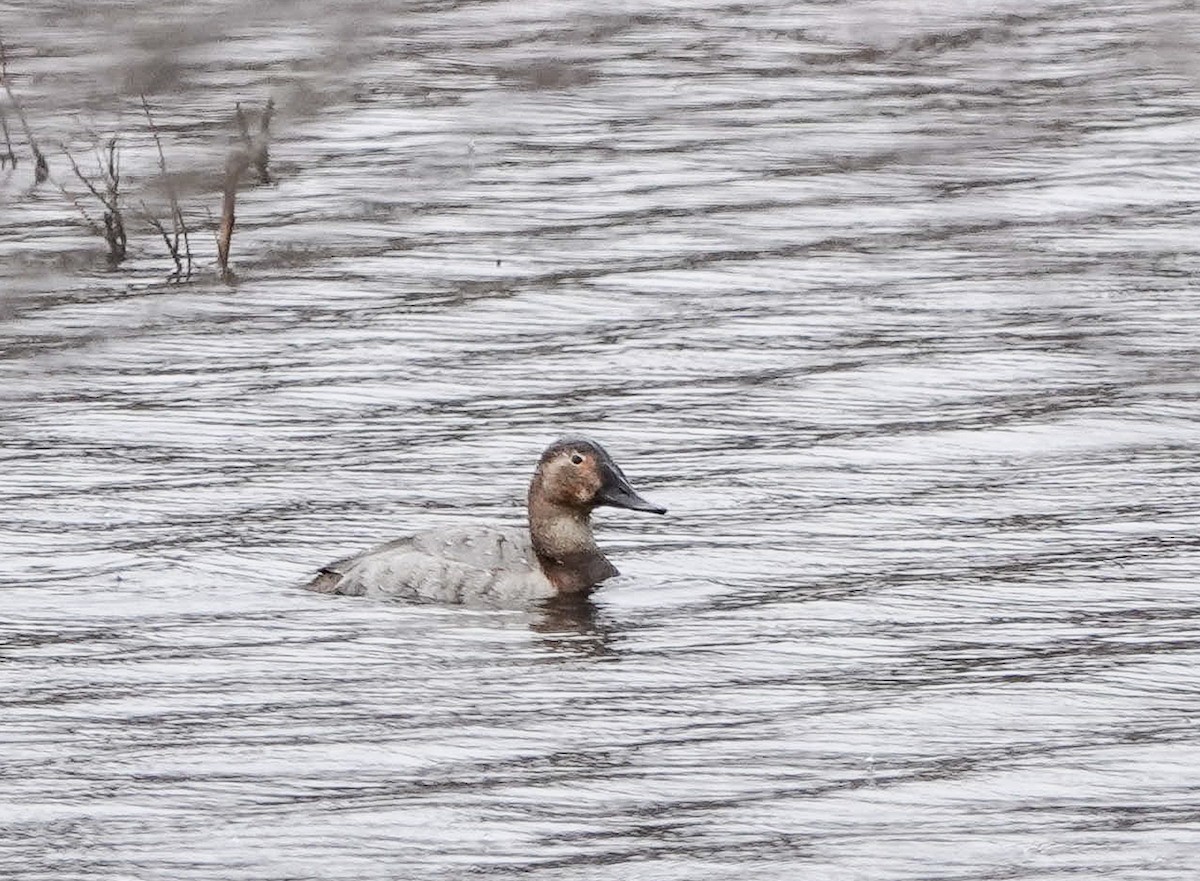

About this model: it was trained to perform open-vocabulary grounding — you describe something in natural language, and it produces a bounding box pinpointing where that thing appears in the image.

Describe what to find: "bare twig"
[233,99,273,183]
[0,107,16,168]
[101,137,126,264]
[105,136,119,196]
[61,135,126,265]
[54,177,104,235]
[141,205,181,276]
[103,207,127,263]
[61,144,109,205]
[140,95,192,279]
[234,102,250,145]
[254,97,274,183]
[0,39,48,183]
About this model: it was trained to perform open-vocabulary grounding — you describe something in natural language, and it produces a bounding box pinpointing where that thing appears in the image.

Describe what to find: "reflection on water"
[3,1,1200,879]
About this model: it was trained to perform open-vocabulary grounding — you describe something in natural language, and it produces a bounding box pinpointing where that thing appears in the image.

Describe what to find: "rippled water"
[3,1,1200,878]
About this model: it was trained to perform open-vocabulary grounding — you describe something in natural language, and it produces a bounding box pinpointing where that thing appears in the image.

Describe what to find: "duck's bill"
[598,464,667,514]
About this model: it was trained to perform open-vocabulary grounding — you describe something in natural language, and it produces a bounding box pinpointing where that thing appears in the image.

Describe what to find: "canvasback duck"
[306,437,666,606]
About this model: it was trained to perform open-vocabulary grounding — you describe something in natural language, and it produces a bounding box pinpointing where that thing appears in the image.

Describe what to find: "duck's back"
[307,525,556,606]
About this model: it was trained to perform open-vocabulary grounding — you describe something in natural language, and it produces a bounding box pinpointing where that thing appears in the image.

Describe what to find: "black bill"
[596,460,667,514]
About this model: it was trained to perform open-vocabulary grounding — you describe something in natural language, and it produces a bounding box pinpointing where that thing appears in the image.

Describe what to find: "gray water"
[3,1,1200,878]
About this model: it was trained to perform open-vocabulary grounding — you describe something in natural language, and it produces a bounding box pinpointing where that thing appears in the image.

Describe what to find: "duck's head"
[531,437,667,515]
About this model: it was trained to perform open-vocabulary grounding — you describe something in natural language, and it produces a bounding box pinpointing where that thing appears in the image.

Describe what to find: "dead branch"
[234,102,251,145]
[61,144,109,207]
[54,177,104,236]
[234,98,273,184]
[0,39,48,183]
[61,136,126,265]
[105,134,119,196]
[140,205,181,276]
[0,107,15,168]
[254,97,274,183]
[103,207,127,263]
[140,95,192,279]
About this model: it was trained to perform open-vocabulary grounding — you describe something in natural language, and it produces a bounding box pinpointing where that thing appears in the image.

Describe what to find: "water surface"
[2,1,1200,878]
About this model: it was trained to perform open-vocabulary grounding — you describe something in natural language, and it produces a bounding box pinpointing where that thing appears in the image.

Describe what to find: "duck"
[305,437,666,606]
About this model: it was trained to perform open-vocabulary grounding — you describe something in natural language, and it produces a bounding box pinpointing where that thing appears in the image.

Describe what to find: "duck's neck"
[527,496,617,596]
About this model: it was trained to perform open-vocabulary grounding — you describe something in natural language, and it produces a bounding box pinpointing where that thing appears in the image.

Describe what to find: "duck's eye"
[570,453,584,465]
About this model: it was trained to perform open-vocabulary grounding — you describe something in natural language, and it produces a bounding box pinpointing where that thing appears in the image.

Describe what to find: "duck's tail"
[305,568,345,593]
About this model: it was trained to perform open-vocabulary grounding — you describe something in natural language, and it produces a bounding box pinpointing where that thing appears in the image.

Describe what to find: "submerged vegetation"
[1,37,272,283]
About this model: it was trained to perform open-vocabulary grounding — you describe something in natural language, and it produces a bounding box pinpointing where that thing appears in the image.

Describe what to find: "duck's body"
[306,438,665,607]
[308,525,557,605]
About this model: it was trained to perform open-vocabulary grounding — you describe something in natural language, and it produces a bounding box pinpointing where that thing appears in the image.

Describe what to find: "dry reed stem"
[216,149,250,283]
[216,99,273,283]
